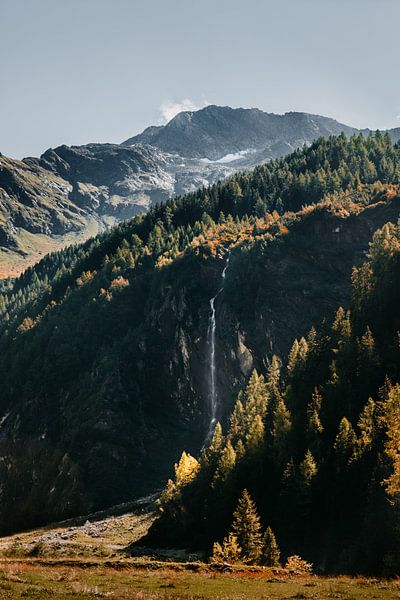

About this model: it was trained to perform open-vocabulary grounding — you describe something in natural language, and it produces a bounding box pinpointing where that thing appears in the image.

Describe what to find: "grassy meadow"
[0,559,398,599]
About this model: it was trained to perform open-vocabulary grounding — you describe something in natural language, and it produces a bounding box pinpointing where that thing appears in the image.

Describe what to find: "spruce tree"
[270,397,292,467]
[299,450,318,486]
[231,489,263,564]
[174,451,200,487]
[357,398,376,453]
[381,383,400,496]
[245,414,265,453]
[203,422,223,466]
[334,417,357,466]
[262,526,281,566]
[213,440,236,484]
[306,388,323,454]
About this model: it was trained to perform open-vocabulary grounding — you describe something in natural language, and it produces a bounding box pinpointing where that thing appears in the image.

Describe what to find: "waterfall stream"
[205,254,230,443]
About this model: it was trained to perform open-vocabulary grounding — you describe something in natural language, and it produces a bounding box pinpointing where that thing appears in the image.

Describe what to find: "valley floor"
[0,497,398,598]
[0,559,398,599]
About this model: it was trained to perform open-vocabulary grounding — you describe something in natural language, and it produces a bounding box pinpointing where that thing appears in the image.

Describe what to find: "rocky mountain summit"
[124,105,400,162]
[124,105,359,160]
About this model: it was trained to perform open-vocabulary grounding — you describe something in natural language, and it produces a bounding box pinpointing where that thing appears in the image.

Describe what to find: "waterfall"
[205,253,230,443]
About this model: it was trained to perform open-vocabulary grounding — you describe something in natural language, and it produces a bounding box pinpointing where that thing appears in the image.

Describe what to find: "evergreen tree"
[231,489,263,564]
[174,451,200,487]
[203,422,224,466]
[334,417,357,466]
[213,441,236,484]
[299,450,318,486]
[245,414,265,453]
[261,526,281,566]
[357,398,377,453]
[381,383,400,496]
[270,397,292,467]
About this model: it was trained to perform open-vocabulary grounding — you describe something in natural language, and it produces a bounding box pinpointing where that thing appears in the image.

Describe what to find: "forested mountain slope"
[151,217,400,575]
[0,133,398,534]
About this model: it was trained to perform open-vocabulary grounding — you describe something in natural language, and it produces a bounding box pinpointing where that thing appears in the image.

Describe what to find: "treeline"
[148,219,400,575]
[1,132,399,327]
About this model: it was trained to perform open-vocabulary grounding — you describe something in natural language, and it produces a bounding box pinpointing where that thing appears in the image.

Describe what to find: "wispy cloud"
[159,99,210,123]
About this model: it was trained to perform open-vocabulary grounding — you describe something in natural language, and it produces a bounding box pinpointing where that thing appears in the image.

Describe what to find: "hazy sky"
[1,0,399,159]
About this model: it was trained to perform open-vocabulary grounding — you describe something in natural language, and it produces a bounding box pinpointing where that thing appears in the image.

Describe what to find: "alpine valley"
[0,108,400,576]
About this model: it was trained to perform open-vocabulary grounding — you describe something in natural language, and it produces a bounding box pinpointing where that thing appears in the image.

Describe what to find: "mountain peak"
[123,105,358,160]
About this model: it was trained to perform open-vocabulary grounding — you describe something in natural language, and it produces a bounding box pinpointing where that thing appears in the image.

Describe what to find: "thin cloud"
[159,99,210,123]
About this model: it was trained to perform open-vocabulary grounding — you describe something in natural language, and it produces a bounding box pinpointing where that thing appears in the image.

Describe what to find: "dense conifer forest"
[148,217,400,574]
[0,132,399,561]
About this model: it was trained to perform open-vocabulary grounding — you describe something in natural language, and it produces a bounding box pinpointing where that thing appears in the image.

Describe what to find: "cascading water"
[205,253,230,443]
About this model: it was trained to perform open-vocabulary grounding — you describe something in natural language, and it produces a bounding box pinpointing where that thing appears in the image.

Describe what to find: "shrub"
[285,555,313,575]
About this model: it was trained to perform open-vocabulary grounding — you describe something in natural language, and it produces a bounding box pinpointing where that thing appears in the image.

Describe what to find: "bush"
[285,555,313,575]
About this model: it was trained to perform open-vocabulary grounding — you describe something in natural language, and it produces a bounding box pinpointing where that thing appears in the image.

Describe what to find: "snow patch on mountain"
[200,149,256,164]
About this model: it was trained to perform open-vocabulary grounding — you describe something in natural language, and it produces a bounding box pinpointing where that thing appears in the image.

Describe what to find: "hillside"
[1,106,400,276]
[150,214,400,575]
[0,133,398,536]
[0,144,232,276]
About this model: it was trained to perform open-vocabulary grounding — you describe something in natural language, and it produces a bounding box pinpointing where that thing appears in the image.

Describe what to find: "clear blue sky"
[1,0,399,159]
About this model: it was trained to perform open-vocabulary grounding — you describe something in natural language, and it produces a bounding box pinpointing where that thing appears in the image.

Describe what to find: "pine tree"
[334,417,357,466]
[307,388,323,435]
[381,383,400,496]
[231,489,263,564]
[357,398,376,453]
[244,370,268,421]
[203,422,224,466]
[213,441,236,484]
[261,526,281,566]
[299,450,318,486]
[287,339,300,377]
[245,414,265,453]
[174,451,200,487]
[228,397,245,443]
[270,397,292,467]
[306,388,324,454]
[235,439,246,461]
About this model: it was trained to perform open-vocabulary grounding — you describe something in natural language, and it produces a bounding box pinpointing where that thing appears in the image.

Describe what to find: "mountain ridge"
[1,105,399,276]
[123,105,400,161]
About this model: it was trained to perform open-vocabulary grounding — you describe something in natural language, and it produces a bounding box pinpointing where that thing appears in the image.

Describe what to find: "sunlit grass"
[0,560,398,599]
